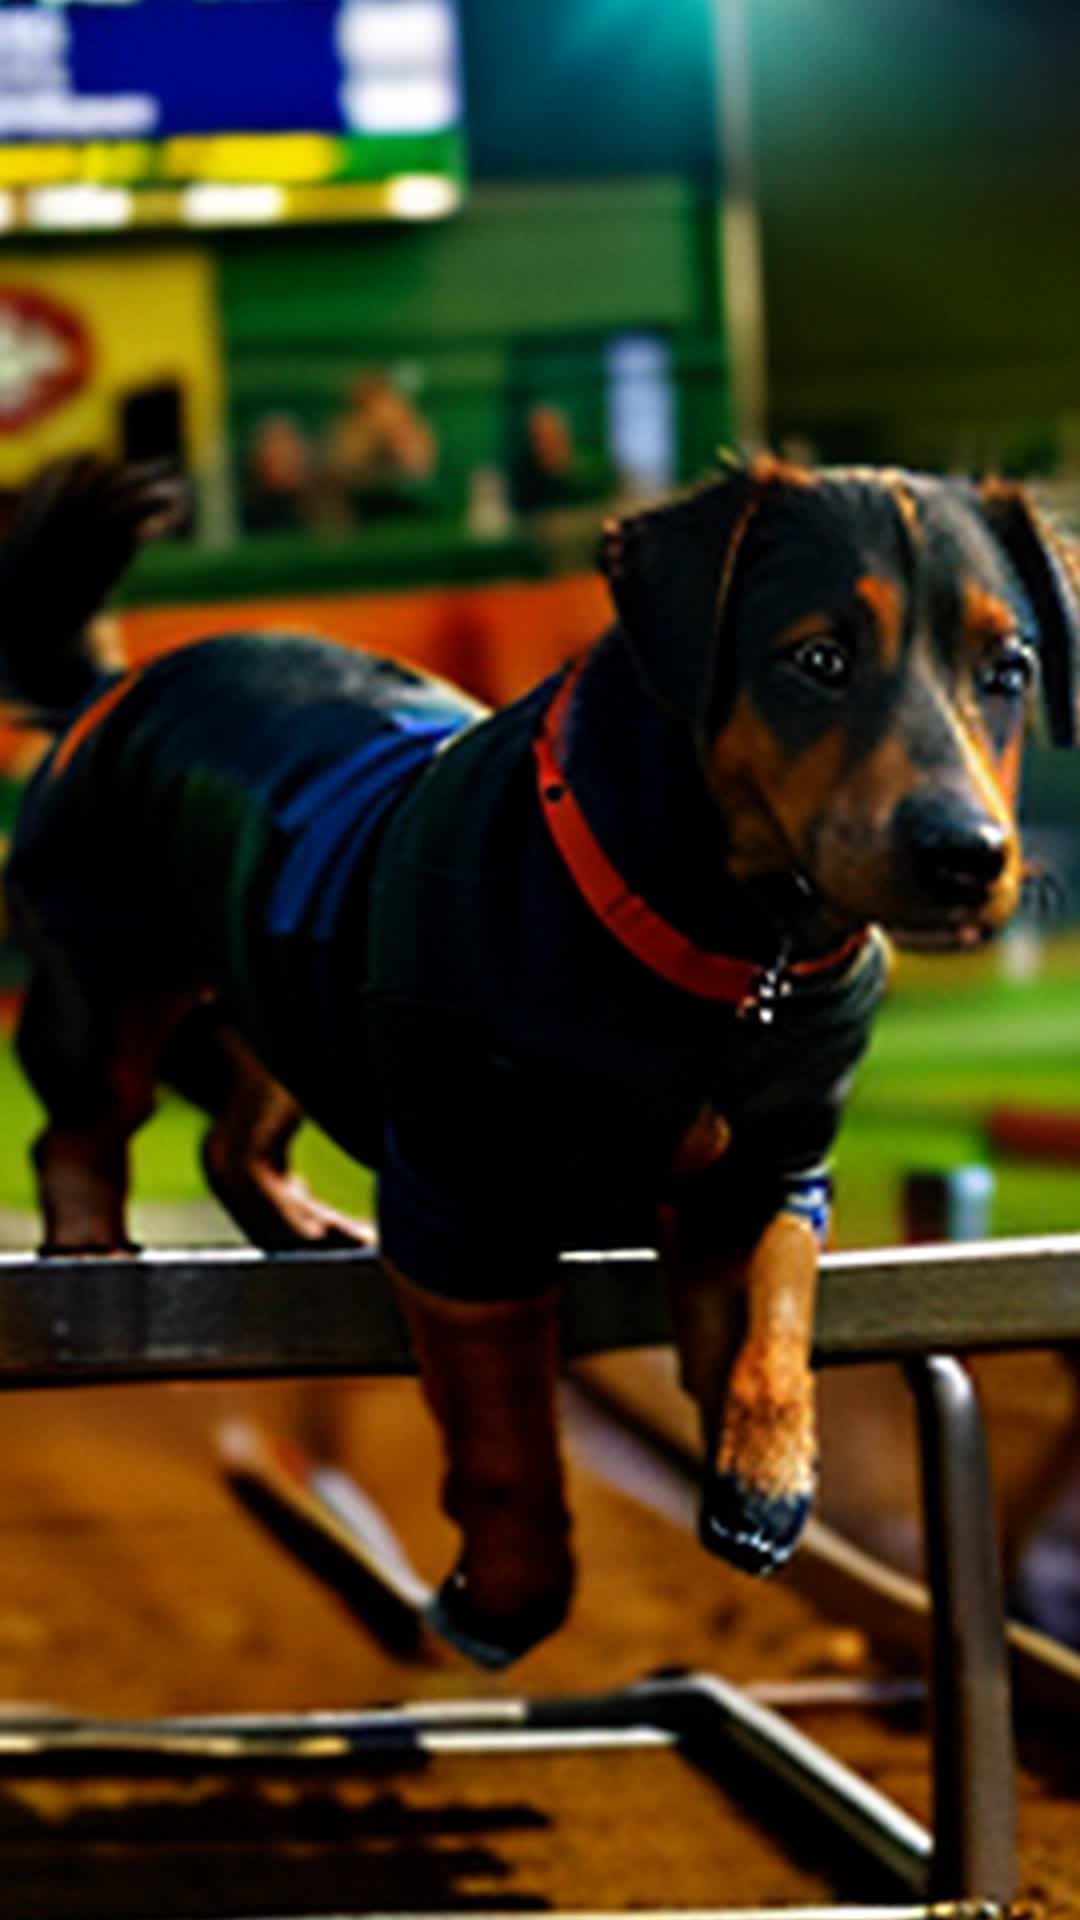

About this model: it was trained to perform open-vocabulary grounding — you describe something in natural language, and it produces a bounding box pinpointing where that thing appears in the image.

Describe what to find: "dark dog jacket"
[9,629,887,1300]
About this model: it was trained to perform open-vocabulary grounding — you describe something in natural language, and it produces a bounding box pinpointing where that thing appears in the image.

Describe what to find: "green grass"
[834,940,1080,1245]
[0,933,1077,1248]
[0,1044,376,1222]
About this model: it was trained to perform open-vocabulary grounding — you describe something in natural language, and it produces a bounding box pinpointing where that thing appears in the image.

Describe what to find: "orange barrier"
[118,571,610,707]
[987,1107,1080,1166]
[0,570,612,779]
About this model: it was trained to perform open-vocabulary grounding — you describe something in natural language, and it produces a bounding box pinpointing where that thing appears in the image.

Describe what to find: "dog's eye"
[979,643,1035,699]
[787,635,853,692]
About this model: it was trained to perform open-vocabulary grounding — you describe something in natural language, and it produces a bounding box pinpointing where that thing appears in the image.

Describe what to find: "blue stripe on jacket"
[266,716,464,940]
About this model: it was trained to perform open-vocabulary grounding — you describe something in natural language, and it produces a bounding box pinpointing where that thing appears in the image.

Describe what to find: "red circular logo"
[0,287,92,433]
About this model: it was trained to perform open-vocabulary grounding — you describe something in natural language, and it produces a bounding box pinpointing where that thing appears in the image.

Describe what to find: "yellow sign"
[0,245,223,490]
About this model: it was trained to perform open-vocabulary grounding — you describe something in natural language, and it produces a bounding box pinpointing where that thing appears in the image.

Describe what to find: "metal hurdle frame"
[0,1232,1076,1919]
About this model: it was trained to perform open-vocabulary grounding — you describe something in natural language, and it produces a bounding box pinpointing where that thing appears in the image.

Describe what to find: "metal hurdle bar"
[0,1233,1076,1917]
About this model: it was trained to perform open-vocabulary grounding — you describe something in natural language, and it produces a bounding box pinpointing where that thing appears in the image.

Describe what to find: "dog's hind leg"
[16,942,203,1255]
[182,1022,373,1251]
[664,1210,819,1576]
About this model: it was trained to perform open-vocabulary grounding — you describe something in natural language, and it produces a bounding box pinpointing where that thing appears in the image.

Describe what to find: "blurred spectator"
[242,413,315,535]
[512,402,614,516]
[320,369,438,525]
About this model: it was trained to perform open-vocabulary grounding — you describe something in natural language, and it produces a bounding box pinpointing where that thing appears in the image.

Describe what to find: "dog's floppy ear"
[978,479,1080,748]
[599,459,760,731]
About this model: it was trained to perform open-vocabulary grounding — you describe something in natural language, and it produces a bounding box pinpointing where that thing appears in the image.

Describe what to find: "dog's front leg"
[389,1264,574,1668]
[665,1210,818,1574]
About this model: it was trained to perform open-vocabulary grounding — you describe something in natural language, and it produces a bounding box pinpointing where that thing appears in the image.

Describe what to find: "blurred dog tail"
[0,455,185,722]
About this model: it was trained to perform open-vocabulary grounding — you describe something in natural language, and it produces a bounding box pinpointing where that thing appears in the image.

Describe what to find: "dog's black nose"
[896,794,1009,906]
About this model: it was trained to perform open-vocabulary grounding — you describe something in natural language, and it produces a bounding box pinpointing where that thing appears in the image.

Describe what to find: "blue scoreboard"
[0,0,465,230]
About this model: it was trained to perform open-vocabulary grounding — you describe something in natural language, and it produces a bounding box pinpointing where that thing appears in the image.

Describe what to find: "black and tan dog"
[0,451,1075,1667]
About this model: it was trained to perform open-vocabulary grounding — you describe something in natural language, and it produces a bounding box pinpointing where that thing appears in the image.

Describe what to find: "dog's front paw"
[698,1470,811,1575]
[703,1344,817,1575]
[424,1566,572,1670]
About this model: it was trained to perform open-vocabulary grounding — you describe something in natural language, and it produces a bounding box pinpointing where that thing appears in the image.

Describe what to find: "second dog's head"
[601,454,1079,945]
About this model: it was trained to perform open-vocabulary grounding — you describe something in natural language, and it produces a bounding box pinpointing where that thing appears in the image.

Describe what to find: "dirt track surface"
[0,1373,876,1917]
[0,1207,1076,1914]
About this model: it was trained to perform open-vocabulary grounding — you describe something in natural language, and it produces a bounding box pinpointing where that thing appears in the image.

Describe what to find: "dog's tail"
[0,455,185,721]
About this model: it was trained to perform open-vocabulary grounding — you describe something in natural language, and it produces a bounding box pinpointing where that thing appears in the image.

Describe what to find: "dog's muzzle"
[893,791,1010,912]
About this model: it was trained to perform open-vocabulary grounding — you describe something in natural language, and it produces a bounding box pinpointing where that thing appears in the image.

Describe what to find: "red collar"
[533,657,869,1016]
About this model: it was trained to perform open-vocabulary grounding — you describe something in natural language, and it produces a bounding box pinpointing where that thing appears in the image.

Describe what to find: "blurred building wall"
[0,179,730,531]
[222,179,728,516]
[752,0,1080,473]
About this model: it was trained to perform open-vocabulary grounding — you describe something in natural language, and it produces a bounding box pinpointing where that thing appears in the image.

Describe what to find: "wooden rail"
[0,1233,1078,1385]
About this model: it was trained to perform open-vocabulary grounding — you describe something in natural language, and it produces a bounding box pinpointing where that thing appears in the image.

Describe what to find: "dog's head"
[601,454,1079,945]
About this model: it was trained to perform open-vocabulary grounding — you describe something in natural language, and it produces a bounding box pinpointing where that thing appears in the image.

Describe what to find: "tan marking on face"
[960,779,1021,919]
[773,610,837,649]
[855,574,903,670]
[772,723,851,844]
[706,692,849,879]
[819,734,922,863]
[996,728,1024,810]
[960,582,1021,774]
[962,582,1015,647]
[706,720,790,878]
[924,677,1023,926]
[706,692,793,876]
[950,691,1016,830]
